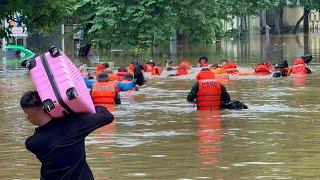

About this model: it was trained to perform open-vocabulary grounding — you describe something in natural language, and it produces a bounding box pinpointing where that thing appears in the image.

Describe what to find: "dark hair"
[210,64,219,68]
[124,73,134,81]
[221,59,228,63]
[20,91,43,109]
[102,63,109,68]
[199,56,208,63]
[201,68,211,72]
[118,66,128,72]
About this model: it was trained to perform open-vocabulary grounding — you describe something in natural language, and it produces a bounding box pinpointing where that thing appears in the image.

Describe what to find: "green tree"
[287,0,320,33]
[74,0,234,49]
[0,0,73,38]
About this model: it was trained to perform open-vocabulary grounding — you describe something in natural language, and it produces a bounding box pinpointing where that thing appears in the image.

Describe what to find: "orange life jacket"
[128,64,134,74]
[92,81,116,109]
[152,66,162,75]
[144,64,153,72]
[94,64,105,78]
[179,60,191,70]
[196,71,215,80]
[94,70,104,78]
[116,72,126,82]
[291,59,307,75]
[108,74,117,81]
[222,63,239,74]
[196,79,222,110]
[212,68,229,80]
[176,67,188,76]
[254,64,271,75]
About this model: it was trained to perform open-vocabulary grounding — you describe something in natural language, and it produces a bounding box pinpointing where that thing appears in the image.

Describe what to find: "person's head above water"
[104,69,113,74]
[79,64,89,78]
[199,56,208,64]
[210,64,220,69]
[124,73,134,81]
[97,72,109,82]
[200,68,211,72]
[20,91,52,126]
[96,64,105,71]
[118,66,128,72]
[102,63,109,69]
[221,59,229,65]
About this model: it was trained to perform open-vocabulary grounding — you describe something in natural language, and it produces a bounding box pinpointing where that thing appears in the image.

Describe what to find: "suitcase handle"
[66,87,78,100]
[21,59,36,70]
[43,99,55,112]
[49,46,61,57]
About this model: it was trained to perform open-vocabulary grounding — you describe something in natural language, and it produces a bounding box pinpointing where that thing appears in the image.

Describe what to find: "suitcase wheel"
[43,99,55,112]
[21,59,36,70]
[49,46,61,57]
[67,87,78,100]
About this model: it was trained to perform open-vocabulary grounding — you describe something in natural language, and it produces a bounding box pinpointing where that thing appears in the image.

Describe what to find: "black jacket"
[25,106,114,180]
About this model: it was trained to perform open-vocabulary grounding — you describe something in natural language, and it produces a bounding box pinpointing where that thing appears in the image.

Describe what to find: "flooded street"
[1,33,320,179]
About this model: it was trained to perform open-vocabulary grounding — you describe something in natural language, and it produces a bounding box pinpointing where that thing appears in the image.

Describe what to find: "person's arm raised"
[72,106,114,136]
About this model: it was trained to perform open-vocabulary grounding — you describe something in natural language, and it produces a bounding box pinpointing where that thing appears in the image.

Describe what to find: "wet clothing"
[290,59,311,75]
[254,64,272,75]
[152,66,162,75]
[107,73,117,81]
[222,63,239,74]
[144,64,153,72]
[176,68,188,76]
[187,82,230,108]
[179,61,192,70]
[132,61,145,86]
[196,79,221,110]
[117,80,136,91]
[83,77,96,89]
[116,72,127,82]
[196,70,215,80]
[25,106,114,180]
[92,81,121,107]
[135,72,145,86]
[273,69,289,78]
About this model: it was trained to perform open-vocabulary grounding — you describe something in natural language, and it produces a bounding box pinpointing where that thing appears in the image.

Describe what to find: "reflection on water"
[1,34,320,179]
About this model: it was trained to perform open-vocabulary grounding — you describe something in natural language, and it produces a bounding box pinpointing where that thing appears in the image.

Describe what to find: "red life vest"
[176,67,188,76]
[254,64,271,75]
[291,59,307,75]
[196,71,215,80]
[196,79,222,110]
[92,81,116,109]
[212,68,229,84]
[94,64,105,78]
[108,74,117,81]
[115,72,126,82]
[152,66,162,75]
[222,63,239,74]
[144,64,153,72]
[128,64,134,74]
[179,60,191,70]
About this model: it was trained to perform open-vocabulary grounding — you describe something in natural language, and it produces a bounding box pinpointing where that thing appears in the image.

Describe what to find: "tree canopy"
[2,0,320,49]
[0,0,72,38]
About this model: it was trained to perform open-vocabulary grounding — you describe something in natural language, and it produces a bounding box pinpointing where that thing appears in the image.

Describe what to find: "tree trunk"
[274,7,282,34]
[293,8,310,34]
[260,10,267,34]
[303,9,310,33]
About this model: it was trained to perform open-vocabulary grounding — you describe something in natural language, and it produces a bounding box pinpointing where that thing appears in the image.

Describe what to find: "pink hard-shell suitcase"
[21,46,96,118]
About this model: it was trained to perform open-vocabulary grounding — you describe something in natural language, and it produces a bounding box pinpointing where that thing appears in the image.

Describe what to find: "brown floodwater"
[1,33,320,179]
